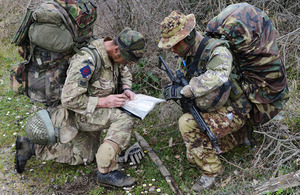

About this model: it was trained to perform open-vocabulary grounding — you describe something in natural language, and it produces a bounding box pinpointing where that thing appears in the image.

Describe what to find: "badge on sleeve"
[80,65,91,78]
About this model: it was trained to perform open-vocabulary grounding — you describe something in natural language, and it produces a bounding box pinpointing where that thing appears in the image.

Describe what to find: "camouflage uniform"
[159,11,252,177]
[35,37,136,173]
[178,33,252,176]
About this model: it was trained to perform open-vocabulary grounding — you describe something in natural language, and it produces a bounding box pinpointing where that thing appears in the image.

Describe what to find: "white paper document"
[121,94,165,119]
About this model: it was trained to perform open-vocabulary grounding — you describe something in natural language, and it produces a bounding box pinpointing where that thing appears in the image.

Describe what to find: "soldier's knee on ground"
[96,140,121,174]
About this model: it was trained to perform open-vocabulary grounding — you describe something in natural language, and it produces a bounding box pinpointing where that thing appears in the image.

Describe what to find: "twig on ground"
[134,131,184,195]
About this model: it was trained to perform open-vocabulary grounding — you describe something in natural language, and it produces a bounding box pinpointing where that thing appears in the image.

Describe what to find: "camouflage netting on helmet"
[25,110,58,145]
[205,3,290,125]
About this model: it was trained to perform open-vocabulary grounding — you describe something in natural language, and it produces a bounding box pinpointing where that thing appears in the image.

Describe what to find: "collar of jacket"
[90,37,114,70]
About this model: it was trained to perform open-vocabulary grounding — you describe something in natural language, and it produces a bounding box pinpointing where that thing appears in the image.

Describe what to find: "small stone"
[233,170,239,175]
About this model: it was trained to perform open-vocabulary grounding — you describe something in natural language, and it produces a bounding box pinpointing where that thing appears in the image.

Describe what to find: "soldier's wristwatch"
[123,88,131,92]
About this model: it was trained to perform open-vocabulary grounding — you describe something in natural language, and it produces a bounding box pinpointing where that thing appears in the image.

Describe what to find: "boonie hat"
[117,28,145,62]
[158,11,196,49]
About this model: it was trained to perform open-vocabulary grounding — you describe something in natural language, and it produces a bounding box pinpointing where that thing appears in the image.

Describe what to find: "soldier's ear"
[114,45,120,55]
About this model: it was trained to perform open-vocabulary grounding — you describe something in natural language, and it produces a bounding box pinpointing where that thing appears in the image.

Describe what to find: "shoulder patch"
[80,65,91,78]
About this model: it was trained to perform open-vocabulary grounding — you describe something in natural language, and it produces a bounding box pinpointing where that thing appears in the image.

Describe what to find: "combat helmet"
[117,28,145,62]
[158,10,196,49]
[25,109,58,145]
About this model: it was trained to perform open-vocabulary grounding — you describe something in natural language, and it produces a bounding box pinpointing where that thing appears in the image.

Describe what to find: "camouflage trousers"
[179,96,252,177]
[35,107,135,173]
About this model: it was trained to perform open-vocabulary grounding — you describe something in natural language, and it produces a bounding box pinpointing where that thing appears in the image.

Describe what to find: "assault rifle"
[158,56,222,154]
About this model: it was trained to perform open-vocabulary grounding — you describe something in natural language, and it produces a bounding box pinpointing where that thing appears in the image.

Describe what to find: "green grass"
[0,92,33,147]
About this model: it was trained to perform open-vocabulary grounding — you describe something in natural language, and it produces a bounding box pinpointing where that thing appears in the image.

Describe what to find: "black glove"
[118,142,145,164]
[162,84,183,101]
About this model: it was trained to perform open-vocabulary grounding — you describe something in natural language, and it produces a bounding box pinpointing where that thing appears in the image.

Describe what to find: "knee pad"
[96,140,120,169]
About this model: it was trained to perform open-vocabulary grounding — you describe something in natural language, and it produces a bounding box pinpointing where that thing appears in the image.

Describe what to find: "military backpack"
[203,3,290,125]
[10,0,100,106]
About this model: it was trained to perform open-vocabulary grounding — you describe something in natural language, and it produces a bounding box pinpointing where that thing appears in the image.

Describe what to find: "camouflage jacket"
[61,37,132,116]
[179,31,233,99]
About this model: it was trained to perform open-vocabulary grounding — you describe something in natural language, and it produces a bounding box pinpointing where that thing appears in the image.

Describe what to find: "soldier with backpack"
[15,28,146,188]
[158,3,289,192]
[13,0,146,189]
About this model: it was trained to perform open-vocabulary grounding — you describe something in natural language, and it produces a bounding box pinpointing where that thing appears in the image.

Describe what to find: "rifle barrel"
[158,56,222,154]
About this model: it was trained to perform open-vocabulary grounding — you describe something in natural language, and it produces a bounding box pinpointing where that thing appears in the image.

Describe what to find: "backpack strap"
[79,45,102,85]
[210,80,232,108]
[188,36,210,77]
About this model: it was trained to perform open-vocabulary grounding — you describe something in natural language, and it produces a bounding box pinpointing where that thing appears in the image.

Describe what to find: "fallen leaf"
[221,175,232,188]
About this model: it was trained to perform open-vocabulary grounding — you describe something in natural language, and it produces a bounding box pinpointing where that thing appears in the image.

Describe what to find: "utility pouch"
[229,77,243,100]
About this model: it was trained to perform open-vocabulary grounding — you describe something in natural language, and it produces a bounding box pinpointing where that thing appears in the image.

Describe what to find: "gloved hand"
[162,84,183,101]
[118,142,145,164]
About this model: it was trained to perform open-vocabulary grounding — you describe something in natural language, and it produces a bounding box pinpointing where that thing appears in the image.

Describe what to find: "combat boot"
[192,175,216,192]
[244,125,256,148]
[15,135,35,173]
[97,170,136,188]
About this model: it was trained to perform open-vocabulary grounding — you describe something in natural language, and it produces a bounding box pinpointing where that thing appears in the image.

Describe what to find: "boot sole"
[97,181,137,189]
[98,182,121,189]
[15,136,24,173]
[16,135,22,151]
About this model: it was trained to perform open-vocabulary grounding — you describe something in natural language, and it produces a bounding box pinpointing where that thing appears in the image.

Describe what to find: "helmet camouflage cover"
[25,110,58,145]
[158,10,196,49]
[117,28,145,62]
